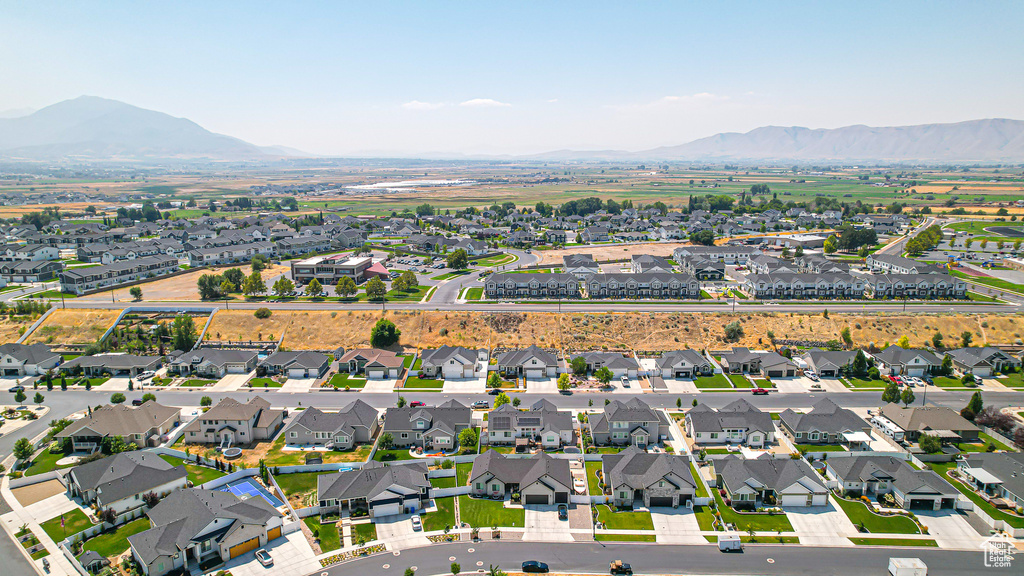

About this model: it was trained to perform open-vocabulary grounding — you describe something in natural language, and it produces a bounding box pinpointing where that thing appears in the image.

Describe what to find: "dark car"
[522,561,549,573]
[131,399,144,406]
[409,401,426,407]
[751,388,769,395]
[8,385,25,393]
[487,388,501,395]
[557,504,568,520]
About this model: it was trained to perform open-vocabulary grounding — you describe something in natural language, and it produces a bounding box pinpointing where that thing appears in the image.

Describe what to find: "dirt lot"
[11,478,66,507]
[26,308,120,344]
[75,263,292,302]
[0,317,37,343]
[538,242,694,265]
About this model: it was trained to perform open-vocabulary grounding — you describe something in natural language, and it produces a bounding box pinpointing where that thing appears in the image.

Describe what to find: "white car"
[137,371,156,381]
[255,549,273,567]
[411,515,422,531]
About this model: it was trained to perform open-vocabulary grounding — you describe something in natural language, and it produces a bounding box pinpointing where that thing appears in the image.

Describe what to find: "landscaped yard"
[832,495,920,534]
[404,376,444,388]
[726,374,752,388]
[595,533,656,542]
[260,435,372,466]
[457,495,525,528]
[430,476,456,489]
[455,463,472,486]
[712,491,793,532]
[82,517,150,557]
[181,379,217,387]
[690,464,708,498]
[374,448,417,462]
[844,377,888,389]
[275,471,333,506]
[158,455,227,485]
[996,371,1024,388]
[956,432,1011,453]
[463,287,484,300]
[22,449,76,477]
[931,376,972,388]
[594,505,654,530]
[930,462,1024,529]
[304,517,340,552]
[248,377,282,388]
[694,374,732,389]
[794,444,848,454]
[586,461,604,496]
[694,506,716,531]
[41,508,95,542]
[351,522,378,543]
[848,537,937,547]
[423,497,456,532]
[329,373,367,389]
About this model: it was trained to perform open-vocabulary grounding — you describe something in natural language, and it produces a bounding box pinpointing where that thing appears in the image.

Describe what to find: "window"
[710,433,719,439]
[475,483,482,490]
[401,433,409,439]
[492,484,499,491]
[289,432,297,438]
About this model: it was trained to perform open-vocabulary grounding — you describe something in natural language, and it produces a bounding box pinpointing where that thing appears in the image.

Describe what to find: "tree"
[365,276,387,300]
[447,249,469,270]
[400,270,418,290]
[396,396,406,408]
[939,355,953,376]
[975,406,1016,435]
[594,366,614,385]
[570,356,588,376]
[141,393,157,403]
[335,277,357,298]
[224,267,245,288]
[723,321,744,342]
[254,307,272,319]
[689,229,715,246]
[900,386,916,407]
[557,373,571,391]
[961,330,973,348]
[220,279,237,294]
[379,432,394,450]
[200,396,213,407]
[494,392,511,408]
[197,273,223,300]
[486,566,508,576]
[370,318,401,347]
[932,332,944,349]
[251,253,269,273]
[881,381,900,404]
[171,315,197,351]
[486,372,502,390]
[14,389,26,405]
[850,350,868,378]
[450,562,461,576]
[305,278,323,298]
[896,335,910,349]
[110,392,127,404]
[1014,427,1024,451]
[129,286,143,301]
[918,433,941,454]
[415,203,434,216]
[405,569,416,576]
[823,235,838,254]
[142,491,160,508]
[34,392,44,406]
[966,390,983,416]
[512,396,520,407]
[13,438,34,461]
[840,327,853,346]
[457,428,478,451]
[242,271,266,296]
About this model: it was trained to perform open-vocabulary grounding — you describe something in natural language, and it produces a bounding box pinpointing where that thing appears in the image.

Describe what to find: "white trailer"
[888,558,927,576]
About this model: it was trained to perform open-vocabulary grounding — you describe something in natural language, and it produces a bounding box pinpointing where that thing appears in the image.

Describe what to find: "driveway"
[96,377,131,391]
[773,377,811,394]
[817,377,849,393]
[279,377,317,393]
[663,379,699,394]
[442,377,486,394]
[374,513,429,549]
[222,529,319,576]
[210,371,254,391]
[916,510,986,549]
[523,505,572,542]
[526,378,557,394]
[650,507,705,544]
[784,501,857,546]
[361,379,396,393]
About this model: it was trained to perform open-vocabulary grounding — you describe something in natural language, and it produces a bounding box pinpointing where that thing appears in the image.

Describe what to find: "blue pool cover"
[218,477,284,507]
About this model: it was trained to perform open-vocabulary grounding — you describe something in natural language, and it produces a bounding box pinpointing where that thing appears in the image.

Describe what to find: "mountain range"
[1,96,1022,163]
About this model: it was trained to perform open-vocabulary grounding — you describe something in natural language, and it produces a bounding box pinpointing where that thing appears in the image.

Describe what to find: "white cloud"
[547,98,558,103]
[401,100,445,110]
[459,98,511,108]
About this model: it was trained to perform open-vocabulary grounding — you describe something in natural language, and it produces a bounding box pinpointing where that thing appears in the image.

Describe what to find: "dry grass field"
[76,263,291,302]
[538,242,694,265]
[0,317,36,343]
[26,309,120,344]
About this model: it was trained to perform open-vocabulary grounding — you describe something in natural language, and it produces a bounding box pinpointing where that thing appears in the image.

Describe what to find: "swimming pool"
[218,477,284,507]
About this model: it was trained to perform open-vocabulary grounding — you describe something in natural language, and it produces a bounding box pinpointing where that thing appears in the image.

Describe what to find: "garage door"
[374,502,402,517]
[780,494,808,507]
[525,494,549,505]
[675,370,690,378]
[908,498,936,510]
[768,370,783,378]
[649,496,673,507]
[525,369,545,380]
[267,527,281,541]
[554,492,568,504]
[228,537,259,558]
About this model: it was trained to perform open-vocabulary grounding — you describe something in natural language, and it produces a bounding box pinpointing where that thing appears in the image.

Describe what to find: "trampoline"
[218,477,284,507]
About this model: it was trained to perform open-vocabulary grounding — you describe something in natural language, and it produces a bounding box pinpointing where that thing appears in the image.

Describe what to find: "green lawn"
[248,377,282,388]
[694,374,732,389]
[596,446,627,454]
[844,377,888,389]
[423,497,457,532]
[694,506,716,531]
[594,533,656,542]
[22,449,76,477]
[82,517,150,557]
[456,463,472,486]
[713,491,793,532]
[374,448,417,462]
[930,462,1024,528]
[848,537,938,547]
[258,434,371,466]
[586,461,604,496]
[181,379,217,387]
[996,372,1024,388]
[432,270,471,281]
[275,471,333,499]
[690,464,708,498]
[795,444,848,454]
[430,476,456,489]
[932,376,972,388]
[726,374,752,388]
[404,376,444,388]
[832,495,920,534]
[304,517,340,552]
[329,373,367,389]
[383,284,432,301]
[158,455,227,485]
[950,270,1024,295]
[40,509,95,542]
[595,505,654,530]
[473,254,516,266]
[351,522,378,543]
[457,495,525,528]
[464,287,484,300]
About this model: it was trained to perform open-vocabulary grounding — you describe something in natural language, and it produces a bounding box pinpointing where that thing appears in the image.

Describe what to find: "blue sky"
[1,1,1022,155]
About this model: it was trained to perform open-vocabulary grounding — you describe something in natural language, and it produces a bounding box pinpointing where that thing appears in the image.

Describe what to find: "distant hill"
[0,96,272,161]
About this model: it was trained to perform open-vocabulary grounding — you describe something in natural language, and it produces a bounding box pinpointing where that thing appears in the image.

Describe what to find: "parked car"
[620,376,630,388]
[751,388,769,395]
[255,549,273,567]
[487,388,501,395]
[472,400,490,409]
[411,515,422,531]
[522,561,549,573]
[132,399,144,406]
[8,385,25,393]
[805,371,819,381]
[409,401,426,407]
[609,560,633,575]
[137,371,155,381]
[557,504,568,520]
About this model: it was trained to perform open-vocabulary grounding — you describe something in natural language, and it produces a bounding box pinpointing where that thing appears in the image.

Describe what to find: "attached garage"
[525,494,550,505]
[780,494,813,507]
[674,370,691,378]
[554,492,568,504]
[366,368,387,379]
[525,368,545,380]
[648,496,674,508]
[907,498,939,510]
[373,501,402,517]
[767,370,784,378]
[228,537,260,559]
[267,526,281,541]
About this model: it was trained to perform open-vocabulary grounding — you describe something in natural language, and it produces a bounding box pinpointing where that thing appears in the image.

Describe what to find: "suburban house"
[685,399,775,448]
[0,343,61,376]
[713,455,828,508]
[56,402,181,452]
[563,253,600,279]
[418,346,487,379]
[258,351,330,379]
[872,346,942,377]
[60,354,162,378]
[336,348,405,380]
[180,397,286,446]
[825,455,959,510]
[798,349,858,377]
[380,400,472,450]
[588,398,669,447]
[777,399,872,446]
[67,452,188,517]
[469,450,571,505]
[485,399,575,450]
[957,453,1024,509]
[282,400,380,449]
[653,350,715,379]
[317,461,431,518]
[943,347,1020,377]
[719,348,798,378]
[603,446,697,508]
[571,351,640,378]
[494,345,559,379]
[168,349,259,378]
[630,254,672,274]
[128,489,284,576]
[875,403,980,443]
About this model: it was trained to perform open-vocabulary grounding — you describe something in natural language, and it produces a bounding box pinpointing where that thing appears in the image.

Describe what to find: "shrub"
[254,307,272,319]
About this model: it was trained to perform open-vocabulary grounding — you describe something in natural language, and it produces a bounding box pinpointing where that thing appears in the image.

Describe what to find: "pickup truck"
[609,560,633,575]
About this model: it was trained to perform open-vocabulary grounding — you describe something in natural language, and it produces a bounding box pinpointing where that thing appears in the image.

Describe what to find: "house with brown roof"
[876,403,980,443]
[179,396,285,446]
[337,348,404,379]
[56,402,180,452]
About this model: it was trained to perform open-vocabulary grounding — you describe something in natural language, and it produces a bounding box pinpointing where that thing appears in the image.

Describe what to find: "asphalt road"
[324,539,1014,576]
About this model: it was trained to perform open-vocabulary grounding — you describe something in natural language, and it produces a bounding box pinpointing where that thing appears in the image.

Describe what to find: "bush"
[254,307,272,319]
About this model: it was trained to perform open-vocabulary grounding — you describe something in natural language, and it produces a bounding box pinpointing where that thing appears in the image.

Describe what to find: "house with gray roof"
[778,399,871,446]
[485,399,574,450]
[381,400,472,450]
[571,351,640,378]
[495,345,559,379]
[258,350,330,379]
[799,349,858,377]
[0,343,61,376]
[685,399,775,448]
[826,455,958,510]
[719,347,797,377]
[317,461,430,518]
[563,253,600,278]
[603,446,696,508]
[877,403,980,443]
[485,272,580,299]
[419,346,486,379]
[653,350,714,379]
[713,455,828,508]
[67,451,188,517]
[958,453,1024,509]
[282,400,380,449]
[630,254,672,274]
[128,488,283,576]
[872,345,941,377]
[943,347,1019,377]
[60,354,162,378]
[56,402,181,452]
[180,396,285,446]
[168,349,259,378]
[469,450,571,505]
[587,398,669,448]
